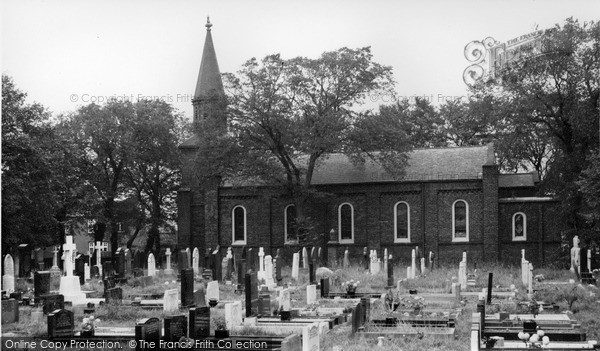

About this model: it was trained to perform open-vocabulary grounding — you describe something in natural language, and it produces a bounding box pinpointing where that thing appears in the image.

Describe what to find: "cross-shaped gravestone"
[164,248,174,275]
[62,236,77,277]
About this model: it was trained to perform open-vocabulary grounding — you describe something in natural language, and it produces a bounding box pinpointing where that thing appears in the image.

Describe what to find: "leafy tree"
[1,75,83,249]
[222,48,411,244]
[472,18,600,240]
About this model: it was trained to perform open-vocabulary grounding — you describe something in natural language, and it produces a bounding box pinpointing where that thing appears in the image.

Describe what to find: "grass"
[3,263,599,351]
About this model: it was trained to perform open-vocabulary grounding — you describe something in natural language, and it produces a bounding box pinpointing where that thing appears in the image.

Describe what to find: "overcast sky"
[2,0,598,120]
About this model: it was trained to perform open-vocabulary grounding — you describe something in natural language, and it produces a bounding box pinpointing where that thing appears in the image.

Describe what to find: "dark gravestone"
[247,248,255,272]
[351,303,363,333]
[35,248,45,271]
[201,269,213,281]
[37,294,65,315]
[360,297,370,325]
[237,248,247,291]
[180,268,194,307]
[1,299,19,324]
[90,266,100,278]
[211,247,221,282]
[105,287,123,305]
[103,277,116,298]
[275,250,283,286]
[124,249,132,277]
[133,250,144,277]
[245,271,258,317]
[204,248,211,270]
[363,247,369,271]
[18,244,31,277]
[320,278,330,298]
[75,255,86,285]
[102,261,114,279]
[115,248,126,278]
[194,287,206,307]
[164,315,188,342]
[34,271,51,297]
[189,306,210,339]
[387,260,394,288]
[179,250,190,270]
[258,293,271,316]
[47,309,74,338]
[487,273,494,304]
[135,317,161,351]
[308,262,316,285]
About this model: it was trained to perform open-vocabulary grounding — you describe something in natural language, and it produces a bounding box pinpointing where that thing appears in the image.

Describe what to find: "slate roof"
[194,19,225,100]
[310,144,495,184]
[498,173,537,188]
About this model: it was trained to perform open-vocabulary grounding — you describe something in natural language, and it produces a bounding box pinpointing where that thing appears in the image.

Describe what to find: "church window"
[394,202,410,243]
[338,203,354,243]
[232,205,246,245]
[512,212,526,241]
[452,200,469,241]
[284,204,297,243]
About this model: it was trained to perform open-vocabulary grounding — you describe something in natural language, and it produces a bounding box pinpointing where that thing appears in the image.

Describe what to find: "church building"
[177,20,562,267]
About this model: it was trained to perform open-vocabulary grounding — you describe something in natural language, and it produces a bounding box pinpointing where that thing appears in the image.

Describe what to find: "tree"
[125,100,184,253]
[1,75,82,249]
[472,18,600,241]
[222,47,411,244]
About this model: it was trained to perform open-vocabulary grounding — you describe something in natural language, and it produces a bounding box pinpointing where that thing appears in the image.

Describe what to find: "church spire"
[194,16,225,100]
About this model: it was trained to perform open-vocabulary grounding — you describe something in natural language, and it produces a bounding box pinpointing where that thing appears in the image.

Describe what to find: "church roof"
[194,18,225,100]
[498,173,538,188]
[310,144,495,185]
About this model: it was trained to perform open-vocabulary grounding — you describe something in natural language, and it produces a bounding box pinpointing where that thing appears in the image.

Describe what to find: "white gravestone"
[258,248,265,281]
[383,249,388,274]
[192,248,200,276]
[225,301,243,329]
[420,257,426,275]
[84,263,90,281]
[306,284,317,305]
[2,254,15,293]
[570,236,581,275]
[206,281,220,305]
[164,248,174,275]
[459,256,467,291]
[59,236,86,303]
[411,249,417,278]
[528,262,534,295]
[281,288,291,311]
[302,247,309,269]
[343,249,350,269]
[291,252,300,281]
[163,289,179,312]
[147,253,157,277]
[264,255,275,286]
[588,249,592,272]
[302,322,320,351]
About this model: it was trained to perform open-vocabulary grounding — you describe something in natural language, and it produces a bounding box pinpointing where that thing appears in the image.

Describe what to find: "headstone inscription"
[135,318,161,350]
[164,315,188,342]
[47,309,74,338]
[189,306,210,339]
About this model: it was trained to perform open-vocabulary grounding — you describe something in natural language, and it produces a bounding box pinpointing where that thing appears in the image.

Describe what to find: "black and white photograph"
[1,1,599,350]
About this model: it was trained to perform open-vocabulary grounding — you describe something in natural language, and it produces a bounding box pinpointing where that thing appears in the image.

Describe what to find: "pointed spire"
[194,17,224,99]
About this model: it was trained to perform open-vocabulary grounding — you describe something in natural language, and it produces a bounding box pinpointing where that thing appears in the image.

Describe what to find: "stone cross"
[52,246,60,269]
[62,236,77,277]
[164,248,173,275]
[258,247,265,280]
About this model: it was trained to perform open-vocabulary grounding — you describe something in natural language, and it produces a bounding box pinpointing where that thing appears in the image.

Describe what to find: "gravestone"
[302,247,308,269]
[194,287,206,307]
[181,268,194,307]
[115,248,126,278]
[37,294,64,314]
[102,261,115,279]
[245,271,258,317]
[147,253,156,277]
[226,247,234,282]
[34,271,51,297]
[291,252,300,281]
[2,254,15,293]
[189,306,210,339]
[211,247,221,281]
[411,249,417,278]
[59,235,86,304]
[281,288,291,314]
[135,318,161,350]
[429,251,435,271]
[103,277,116,298]
[1,299,19,324]
[105,287,123,305]
[133,250,144,276]
[192,248,200,276]
[17,244,31,277]
[309,248,316,285]
[343,248,350,269]
[320,278,330,298]
[306,284,317,305]
[221,256,230,283]
[75,255,86,285]
[225,301,243,329]
[237,247,247,291]
[387,255,394,288]
[84,263,90,281]
[35,247,45,271]
[248,248,255,272]
[164,315,187,342]
[201,268,213,281]
[275,250,283,286]
[90,266,100,279]
[264,255,274,286]
[163,289,179,312]
[205,281,219,305]
[124,248,132,277]
[571,236,581,279]
[302,322,320,351]
[164,248,174,276]
[258,293,271,316]
[47,309,74,338]
[351,303,362,334]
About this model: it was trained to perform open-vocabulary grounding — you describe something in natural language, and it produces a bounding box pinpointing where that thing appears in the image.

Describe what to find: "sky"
[2,0,598,121]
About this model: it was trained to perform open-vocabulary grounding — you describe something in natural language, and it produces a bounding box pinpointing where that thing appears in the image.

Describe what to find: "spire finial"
[206,16,212,31]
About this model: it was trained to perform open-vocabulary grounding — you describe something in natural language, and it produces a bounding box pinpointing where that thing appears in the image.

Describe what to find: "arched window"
[338,203,354,243]
[284,204,297,243]
[394,202,410,243]
[452,200,469,241]
[512,212,526,241]
[232,205,246,245]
